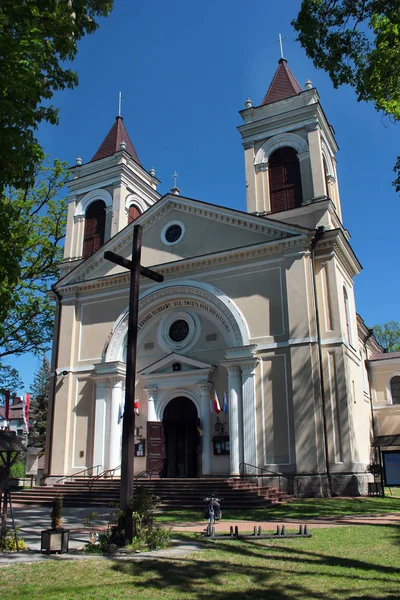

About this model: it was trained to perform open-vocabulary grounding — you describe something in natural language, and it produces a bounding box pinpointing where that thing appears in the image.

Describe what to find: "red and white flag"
[22,393,30,433]
[212,391,221,414]
[134,399,140,416]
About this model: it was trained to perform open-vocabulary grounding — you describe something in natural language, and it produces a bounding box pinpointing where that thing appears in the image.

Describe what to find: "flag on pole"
[5,390,10,423]
[223,392,228,414]
[212,390,221,414]
[22,393,30,433]
[134,399,140,416]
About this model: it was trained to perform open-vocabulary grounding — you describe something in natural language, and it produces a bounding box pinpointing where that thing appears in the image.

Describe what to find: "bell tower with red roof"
[238,58,343,231]
[62,115,161,273]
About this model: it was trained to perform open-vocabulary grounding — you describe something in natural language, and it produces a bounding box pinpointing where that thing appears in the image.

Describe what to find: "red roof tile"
[90,116,141,164]
[262,59,302,106]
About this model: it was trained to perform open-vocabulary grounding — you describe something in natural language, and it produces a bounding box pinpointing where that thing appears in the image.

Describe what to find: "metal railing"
[86,459,165,492]
[55,465,103,485]
[239,462,301,496]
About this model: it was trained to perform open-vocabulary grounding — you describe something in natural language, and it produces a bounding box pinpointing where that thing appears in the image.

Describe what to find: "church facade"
[45,59,393,496]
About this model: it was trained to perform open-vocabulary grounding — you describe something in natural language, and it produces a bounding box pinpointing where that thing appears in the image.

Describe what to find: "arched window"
[83,200,106,259]
[269,147,303,213]
[390,376,400,404]
[343,286,352,344]
[128,204,141,224]
[323,156,330,199]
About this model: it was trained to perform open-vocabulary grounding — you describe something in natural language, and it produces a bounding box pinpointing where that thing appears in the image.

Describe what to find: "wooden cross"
[105,224,163,542]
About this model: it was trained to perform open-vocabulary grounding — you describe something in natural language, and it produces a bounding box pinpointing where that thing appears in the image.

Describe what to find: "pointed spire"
[90,116,141,164]
[261,58,302,106]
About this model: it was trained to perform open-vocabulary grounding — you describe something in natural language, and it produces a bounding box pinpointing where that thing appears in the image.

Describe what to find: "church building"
[45,58,398,496]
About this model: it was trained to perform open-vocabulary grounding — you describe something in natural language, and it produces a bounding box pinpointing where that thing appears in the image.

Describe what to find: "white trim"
[157,388,201,422]
[254,133,309,166]
[75,189,113,217]
[157,311,201,354]
[124,193,148,215]
[105,280,250,363]
[161,220,185,246]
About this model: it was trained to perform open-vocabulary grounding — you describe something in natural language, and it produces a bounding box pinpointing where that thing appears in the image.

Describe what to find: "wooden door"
[146,422,165,475]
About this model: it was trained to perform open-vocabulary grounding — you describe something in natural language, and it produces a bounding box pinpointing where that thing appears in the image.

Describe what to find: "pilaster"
[199,383,213,476]
[241,360,260,472]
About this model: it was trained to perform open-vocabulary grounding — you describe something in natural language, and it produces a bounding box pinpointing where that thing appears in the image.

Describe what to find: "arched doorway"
[162,397,199,478]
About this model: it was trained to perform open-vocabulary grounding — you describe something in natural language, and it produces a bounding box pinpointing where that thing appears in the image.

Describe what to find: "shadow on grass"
[223,496,400,522]
[105,531,400,600]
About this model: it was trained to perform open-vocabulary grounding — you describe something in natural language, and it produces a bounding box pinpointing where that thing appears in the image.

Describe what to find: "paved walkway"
[0,505,399,566]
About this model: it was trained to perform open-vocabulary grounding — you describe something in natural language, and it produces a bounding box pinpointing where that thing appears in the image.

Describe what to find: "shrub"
[0,528,28,552]
[10,460,25,479]
[51,496,63,529]
[145,526,172,550]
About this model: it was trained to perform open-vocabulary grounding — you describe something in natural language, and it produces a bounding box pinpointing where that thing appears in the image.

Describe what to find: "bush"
[10,460,25,479]
[0,528,28,552]
[145,526,172,550]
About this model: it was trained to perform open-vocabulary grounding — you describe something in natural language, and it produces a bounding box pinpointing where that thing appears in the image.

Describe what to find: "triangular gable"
[58,194,310,287]
[139,352,213,376]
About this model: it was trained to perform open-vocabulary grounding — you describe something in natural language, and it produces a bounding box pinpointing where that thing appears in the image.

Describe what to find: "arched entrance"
[162,397,199,478]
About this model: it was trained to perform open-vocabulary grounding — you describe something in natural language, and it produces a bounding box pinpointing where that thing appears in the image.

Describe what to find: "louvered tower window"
[83,200,106,259]
[390,376,400,404]
[128,204,141,224]
[269,147,303,213]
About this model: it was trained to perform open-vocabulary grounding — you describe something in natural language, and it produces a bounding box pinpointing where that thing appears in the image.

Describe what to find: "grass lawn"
[157,490,400,523]
[1,526,400,599]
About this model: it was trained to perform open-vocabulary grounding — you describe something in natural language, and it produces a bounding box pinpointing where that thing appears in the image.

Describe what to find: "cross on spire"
[117,91,127,117]
[173,170,179,187]
[274,33,287,60]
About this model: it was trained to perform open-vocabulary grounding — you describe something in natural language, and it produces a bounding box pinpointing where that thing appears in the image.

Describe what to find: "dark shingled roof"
[90,116,141,165]
[262,58,302,106]
[0,430,27,452]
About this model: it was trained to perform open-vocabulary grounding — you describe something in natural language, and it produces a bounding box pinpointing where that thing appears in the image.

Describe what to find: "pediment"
[57,194,308,288]
[139,352,214,377]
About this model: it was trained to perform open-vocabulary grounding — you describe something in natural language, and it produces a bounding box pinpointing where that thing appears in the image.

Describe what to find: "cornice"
[56,234,311,296]
[316,230,361,278]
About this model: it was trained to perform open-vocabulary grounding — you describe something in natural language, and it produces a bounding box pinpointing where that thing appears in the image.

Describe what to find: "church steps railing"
[86,459,165,492]
[55,465,103,485]
[239,462,300,496]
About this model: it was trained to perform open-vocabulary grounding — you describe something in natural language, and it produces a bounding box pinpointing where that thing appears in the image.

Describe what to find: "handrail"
[239,462,300,496]
[87,465,121,490]
[56,465,103,485]
[87,459,165,491]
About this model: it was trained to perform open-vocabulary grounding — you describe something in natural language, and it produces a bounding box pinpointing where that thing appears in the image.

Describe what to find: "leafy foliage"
[0,0,113,324]
[28,356,50,448]
[0,158,68,356]
[372,320,400,352]
[292,1,400,192]
[0,527,28,552]
[0,364,23,396]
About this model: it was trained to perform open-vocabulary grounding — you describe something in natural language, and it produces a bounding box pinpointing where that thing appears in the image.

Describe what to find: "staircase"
[11,477,293,509]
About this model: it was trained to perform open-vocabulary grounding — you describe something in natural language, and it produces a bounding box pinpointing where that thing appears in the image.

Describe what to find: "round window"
[168,319,189,342]
[161,220,185,246]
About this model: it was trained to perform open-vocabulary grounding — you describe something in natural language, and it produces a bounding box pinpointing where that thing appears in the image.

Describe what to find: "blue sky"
[6,0,400,391]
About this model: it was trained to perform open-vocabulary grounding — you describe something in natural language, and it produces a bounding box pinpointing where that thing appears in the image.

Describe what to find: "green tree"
[373,321,400,352]
[0,0,113,327]
[292,1,400,191]
[28,356,51,448]
[0,158,68,358]
[0,364,23,397]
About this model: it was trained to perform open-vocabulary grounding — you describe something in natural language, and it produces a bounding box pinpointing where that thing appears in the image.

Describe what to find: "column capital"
[198,382,212,395]
[255,162,268,173]
[240,359,260,376]
[144,386,158,400]
[74,214,85,223]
